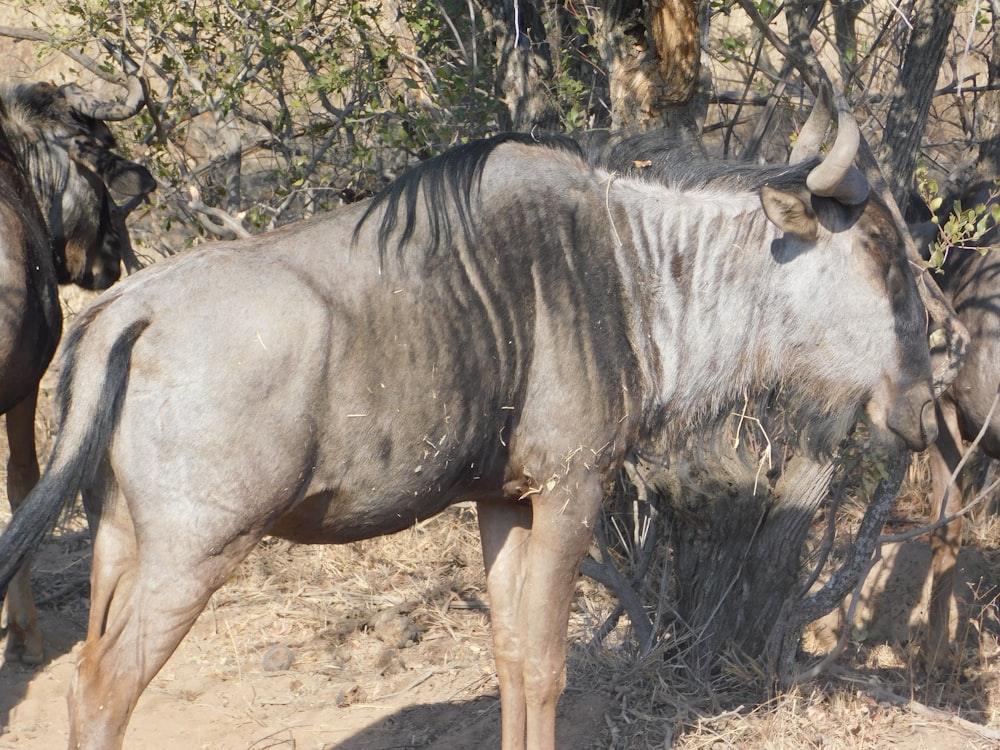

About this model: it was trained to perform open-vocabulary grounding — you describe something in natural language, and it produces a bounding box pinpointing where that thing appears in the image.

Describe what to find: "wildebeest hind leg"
[68,496,260,750]
[81,479,137,641]
[2,390,43,664]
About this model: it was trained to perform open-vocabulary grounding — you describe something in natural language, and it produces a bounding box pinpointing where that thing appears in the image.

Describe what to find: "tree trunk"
[645,428,835,667]
[590,0,706,134]
[648,0,701,103]
[976,5,1000,178]
[878,0,960,214]
[476,0,562,130]
[831,0,866,85]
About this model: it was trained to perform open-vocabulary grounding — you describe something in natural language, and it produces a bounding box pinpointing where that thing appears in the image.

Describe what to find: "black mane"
[581,128,819,194]
[354,131,583,267]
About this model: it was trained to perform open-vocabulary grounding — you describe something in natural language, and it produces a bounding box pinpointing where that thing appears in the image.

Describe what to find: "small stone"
[261,645,295,672]
[368,610,420,649]
[336,682,366,707]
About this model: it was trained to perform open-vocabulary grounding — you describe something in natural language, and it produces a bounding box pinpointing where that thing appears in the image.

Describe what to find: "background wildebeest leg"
[478,478,604,750]
[926,398,967,667]
[2,389,43,664]
[68,486,259,750]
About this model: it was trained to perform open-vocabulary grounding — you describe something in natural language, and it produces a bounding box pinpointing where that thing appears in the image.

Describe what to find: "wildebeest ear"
[103,158,156,197]
[760,186,819,242]
[70,135,157,197]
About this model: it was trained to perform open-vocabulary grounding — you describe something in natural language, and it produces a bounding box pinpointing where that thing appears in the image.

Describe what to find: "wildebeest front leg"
[2,390,43,664]
[478,476,604,750]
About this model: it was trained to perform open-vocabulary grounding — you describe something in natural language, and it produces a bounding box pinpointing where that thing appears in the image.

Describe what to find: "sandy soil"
[2,502,1000,750]
[0,513,617,750]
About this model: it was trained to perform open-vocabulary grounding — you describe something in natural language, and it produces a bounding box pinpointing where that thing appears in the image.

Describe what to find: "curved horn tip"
[789,82,834,164]
[62,76,146,122]
[805,91,864,200]
[807,166,870,205]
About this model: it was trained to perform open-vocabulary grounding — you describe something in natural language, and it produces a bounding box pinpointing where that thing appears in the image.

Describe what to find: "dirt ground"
[2,376,1000,750]
[2,501,1000,750]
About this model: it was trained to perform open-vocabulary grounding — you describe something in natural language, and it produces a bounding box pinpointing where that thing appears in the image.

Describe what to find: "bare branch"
[0,25,120,83]
[186,185,250,240]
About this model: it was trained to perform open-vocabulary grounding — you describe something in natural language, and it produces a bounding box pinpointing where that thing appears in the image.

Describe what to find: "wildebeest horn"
[789,83,870,206]
[62,76,146,122]
[804,90,870,205]
[789,83,832,164]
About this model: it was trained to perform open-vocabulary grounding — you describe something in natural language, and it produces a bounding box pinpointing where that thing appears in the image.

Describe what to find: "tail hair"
[0,316,149,599]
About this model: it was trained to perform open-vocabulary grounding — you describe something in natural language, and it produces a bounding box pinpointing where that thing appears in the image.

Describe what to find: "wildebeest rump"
[922,181,999,665]
[0,77,155,665]
[0,104,936,748]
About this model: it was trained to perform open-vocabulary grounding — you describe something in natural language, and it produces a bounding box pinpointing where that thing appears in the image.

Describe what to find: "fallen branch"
[830,667,1000,744]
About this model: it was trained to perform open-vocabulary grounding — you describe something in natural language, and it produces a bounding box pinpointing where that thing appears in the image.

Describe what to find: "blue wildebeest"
[0,76,155,664]
[0,93,937,749]
[920,181,999,665]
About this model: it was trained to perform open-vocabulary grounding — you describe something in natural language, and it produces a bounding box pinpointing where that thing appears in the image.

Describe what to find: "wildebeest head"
[761,87,937,452]
[0,77,156,290]
[592,86,938,454]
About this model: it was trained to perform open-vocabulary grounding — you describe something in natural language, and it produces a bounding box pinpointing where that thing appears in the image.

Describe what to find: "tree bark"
[878,0,960,214]
[476,0,562,130]
[976,5,1000,178]
[647,433,835,668]
[590,0,706,134]
[648,0,701,103]
[831,0,866,85]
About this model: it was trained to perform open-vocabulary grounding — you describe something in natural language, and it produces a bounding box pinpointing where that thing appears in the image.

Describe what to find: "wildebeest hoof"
[3,630,44,665]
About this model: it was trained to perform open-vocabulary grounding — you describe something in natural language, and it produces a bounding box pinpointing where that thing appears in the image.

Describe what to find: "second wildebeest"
[0,76,155,664]
[919,180,999,665]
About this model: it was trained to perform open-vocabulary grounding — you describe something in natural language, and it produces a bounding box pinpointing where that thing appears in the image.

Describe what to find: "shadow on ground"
[320,690,611,750]
[0,528,91,736]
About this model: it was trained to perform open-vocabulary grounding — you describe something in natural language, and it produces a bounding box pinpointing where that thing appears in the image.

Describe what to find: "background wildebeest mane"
[354,131,584,269]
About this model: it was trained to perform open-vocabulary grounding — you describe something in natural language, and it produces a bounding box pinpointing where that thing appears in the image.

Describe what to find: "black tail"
[0,316,148,600]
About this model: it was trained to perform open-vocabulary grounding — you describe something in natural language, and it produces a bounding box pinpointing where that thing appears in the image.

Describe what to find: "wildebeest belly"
[267,467,503,544]
[267,394,511,544]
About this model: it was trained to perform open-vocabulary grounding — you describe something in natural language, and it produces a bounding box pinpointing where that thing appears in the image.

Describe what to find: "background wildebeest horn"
[62,76,146,122]
[790,83,870,206]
